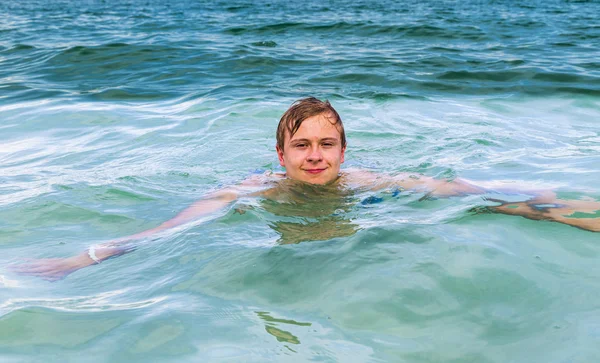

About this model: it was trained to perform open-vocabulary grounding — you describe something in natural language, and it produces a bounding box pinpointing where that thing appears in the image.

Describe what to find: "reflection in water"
[256,311,311,346]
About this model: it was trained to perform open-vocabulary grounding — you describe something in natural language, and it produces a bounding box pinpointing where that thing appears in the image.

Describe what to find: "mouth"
[304,168,326,174]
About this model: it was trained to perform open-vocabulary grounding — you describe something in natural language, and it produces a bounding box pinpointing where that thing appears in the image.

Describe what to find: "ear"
[276,145,285,167]
[340,146,346,164]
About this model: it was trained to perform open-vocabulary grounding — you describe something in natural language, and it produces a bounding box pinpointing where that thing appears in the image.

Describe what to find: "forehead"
[286,114,342,142]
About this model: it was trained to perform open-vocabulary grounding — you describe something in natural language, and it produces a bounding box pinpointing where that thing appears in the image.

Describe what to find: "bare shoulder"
[341,168,425,190]
[239,171,284,186]
[342,168,381,184]
[234,171,283,198]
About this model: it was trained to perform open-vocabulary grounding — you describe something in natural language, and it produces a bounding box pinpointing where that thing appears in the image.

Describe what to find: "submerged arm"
[92,189,240,258]
[403,175,600,232]
[389,173,486,197]
[487,191,600,232]
[397,175,600,232]
[112,189,239,242]
[347,170,486,197]
[12,188,244,281]
[348,170,600,232]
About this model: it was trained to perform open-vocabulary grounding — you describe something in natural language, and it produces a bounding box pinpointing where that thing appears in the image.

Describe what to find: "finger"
[10,265,52,274]
[10,271,46,278]
[12,258,36,262]
[15,269,54,276]
[8,264,42,272]
[19,271,66,281]
[10,258,60,268]
[12,258,56,263]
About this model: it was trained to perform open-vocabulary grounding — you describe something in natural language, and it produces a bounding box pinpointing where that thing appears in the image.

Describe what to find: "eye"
[322,142,334,147]
[295,143,307,148]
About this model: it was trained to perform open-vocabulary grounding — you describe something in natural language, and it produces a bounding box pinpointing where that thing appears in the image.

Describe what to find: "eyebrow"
[320,138,339,142]
[289,137,339,144]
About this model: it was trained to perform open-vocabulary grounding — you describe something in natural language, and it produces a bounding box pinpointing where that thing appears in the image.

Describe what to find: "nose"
[306,146,323,162]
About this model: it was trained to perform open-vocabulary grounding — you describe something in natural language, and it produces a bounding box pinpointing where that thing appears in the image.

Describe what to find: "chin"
[306,179,328,185]
[305,173,339,185]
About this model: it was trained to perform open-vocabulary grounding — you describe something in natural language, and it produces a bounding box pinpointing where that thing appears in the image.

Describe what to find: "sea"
[1,0,600,362]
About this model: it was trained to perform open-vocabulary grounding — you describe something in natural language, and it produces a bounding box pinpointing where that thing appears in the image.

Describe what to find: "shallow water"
[1,0,600,361]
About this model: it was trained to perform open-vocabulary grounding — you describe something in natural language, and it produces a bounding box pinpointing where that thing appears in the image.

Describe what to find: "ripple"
[88,88,175,101]
[0,290,167,314]
[1,1,600,360]
[2,44,36,53]
[225,21,489,40]
[250,40,278,47]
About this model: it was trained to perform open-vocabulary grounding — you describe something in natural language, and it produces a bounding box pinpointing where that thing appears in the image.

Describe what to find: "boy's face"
[276,113,345,185]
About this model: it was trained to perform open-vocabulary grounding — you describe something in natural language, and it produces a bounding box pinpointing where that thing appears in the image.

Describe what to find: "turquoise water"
[1,0,600,361]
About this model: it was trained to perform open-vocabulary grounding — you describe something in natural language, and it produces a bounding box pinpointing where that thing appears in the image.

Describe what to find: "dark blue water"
[2,0,600,105]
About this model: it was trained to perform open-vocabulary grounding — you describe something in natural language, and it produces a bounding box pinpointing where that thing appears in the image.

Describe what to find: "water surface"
[1,0,600,361]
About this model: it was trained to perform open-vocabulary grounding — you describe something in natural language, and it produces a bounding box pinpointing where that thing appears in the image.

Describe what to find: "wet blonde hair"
[276,97,346,150]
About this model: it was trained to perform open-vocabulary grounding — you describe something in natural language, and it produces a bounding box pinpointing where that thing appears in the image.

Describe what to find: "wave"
[87,88,175,101]
[224,21,489,40]
[2,3,600,102]
[2,44,36,53]
[437,69,600,84]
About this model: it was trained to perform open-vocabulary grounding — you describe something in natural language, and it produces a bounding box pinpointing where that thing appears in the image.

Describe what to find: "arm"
[389,173,486,197]
[12,188,243,281]
[397,174,600,232]
[487,191,600,232]
[345,169,486,197]
[346,170,599,232]
[393,173,600,232]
